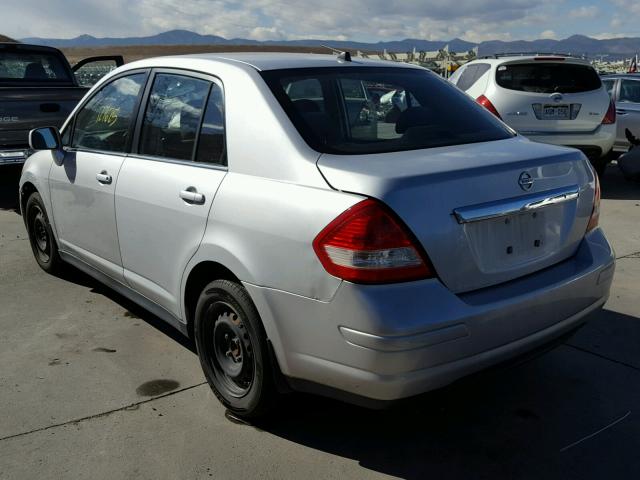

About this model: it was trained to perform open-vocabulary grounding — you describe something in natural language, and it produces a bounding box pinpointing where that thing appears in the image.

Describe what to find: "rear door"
[488,60,609,134]
[115,70,227,317]
[615,78,640,150]
[49,71,148,282]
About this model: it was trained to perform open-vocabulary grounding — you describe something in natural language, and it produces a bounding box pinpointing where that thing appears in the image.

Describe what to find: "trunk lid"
[0,87,86,147]
[488,60,609,134]
[317,137,595,293]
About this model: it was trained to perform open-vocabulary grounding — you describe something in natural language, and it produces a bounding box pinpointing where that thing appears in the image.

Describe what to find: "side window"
[195,83,226,166]
[456,64,490,91]
[139,73,209,161]
[72,73,146,152]
[602,79,615,97]
[455,65,478,90]
[620,80,640,103]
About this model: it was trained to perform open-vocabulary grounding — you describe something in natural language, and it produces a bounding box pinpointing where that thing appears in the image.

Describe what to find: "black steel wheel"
[25,192,62,273]
[194,279,277,418]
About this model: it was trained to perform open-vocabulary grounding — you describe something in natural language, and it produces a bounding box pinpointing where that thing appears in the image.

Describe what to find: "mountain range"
[18,30,640,59]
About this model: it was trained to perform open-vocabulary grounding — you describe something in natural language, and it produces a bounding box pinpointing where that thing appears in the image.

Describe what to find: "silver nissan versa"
[20,53,615,418]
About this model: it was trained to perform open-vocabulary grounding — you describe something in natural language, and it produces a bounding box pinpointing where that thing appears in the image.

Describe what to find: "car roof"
[602,73,640,79]
[127,52,424,72]
[467,55,592,66]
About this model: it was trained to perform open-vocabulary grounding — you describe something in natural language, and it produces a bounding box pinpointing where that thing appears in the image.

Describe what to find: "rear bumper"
[521,124,616,159]
[246,228,615,402]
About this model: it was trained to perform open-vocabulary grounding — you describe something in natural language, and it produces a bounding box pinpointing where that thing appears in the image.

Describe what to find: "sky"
[2,0,639,43]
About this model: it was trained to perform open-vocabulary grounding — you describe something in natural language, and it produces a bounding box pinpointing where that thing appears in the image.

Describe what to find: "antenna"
[320,44,352,62]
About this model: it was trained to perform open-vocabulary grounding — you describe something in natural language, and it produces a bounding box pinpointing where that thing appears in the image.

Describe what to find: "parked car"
[601,74,640,153]
[20,53,614,418]
[0,42,122,166]
[450,54,616,176]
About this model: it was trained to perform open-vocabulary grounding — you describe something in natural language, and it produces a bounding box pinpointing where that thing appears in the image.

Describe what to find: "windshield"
[0,51,72,83]
[496,62,601,94]
[262,67,513,155]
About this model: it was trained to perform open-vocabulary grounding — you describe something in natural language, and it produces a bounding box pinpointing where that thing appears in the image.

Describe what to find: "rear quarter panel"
[183,173,361,303]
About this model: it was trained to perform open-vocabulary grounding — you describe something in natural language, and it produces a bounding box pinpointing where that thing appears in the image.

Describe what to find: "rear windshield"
[496,62,601,94]
[0,51,72,83]
[261,67,513,155]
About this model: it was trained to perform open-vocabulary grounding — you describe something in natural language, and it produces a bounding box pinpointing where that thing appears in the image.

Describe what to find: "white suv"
[450,55,616,176]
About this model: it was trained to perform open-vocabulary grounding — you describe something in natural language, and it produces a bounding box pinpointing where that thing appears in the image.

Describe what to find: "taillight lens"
[602,99,616,125]
[586,173,601,232]
[476,95,502,119]
[313,199,434,283]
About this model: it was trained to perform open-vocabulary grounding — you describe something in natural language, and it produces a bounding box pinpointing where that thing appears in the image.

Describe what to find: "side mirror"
[29,127,61,151]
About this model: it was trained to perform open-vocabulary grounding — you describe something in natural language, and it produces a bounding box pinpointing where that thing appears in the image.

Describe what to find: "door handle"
[179,188,205,205]
[96,171,112,184]
[616,109,628,115]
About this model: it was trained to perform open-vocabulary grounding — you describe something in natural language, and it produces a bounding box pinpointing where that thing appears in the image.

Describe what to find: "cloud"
[568,6,599,18]
[3,0,631,45]
[592,32,629,40]
[540,30,557,40]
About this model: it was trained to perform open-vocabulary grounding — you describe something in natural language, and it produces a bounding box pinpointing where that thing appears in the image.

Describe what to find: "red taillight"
[313,199,434,284]
[587,173,601,232]
[602,99,616,125]
[476,95,502,119]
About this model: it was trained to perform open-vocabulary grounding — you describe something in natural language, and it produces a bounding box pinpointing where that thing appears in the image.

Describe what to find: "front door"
[115,71,227,317]
[49,72,147,282]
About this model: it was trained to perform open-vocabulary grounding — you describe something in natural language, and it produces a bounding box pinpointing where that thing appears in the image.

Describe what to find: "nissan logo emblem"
[519,172,534,191]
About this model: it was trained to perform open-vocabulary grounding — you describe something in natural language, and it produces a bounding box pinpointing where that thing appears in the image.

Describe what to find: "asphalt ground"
[1,162,639,479]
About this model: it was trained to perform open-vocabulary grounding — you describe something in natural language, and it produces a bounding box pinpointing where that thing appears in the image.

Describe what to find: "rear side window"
[195,83,226,166]
[262,67,513,155]
[455,63,491,91]
[72,73,146,153]
[602,78,616,97]
[0,51,71,83]
[620,80,640,103]
[139,74,209,161]
[496,62,601,93]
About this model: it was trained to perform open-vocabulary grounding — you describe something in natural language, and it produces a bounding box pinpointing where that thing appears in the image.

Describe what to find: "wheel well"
[183,261,240,338]
[20,182,38,217]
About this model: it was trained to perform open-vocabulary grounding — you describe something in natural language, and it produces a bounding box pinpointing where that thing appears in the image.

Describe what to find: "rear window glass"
[262,67,513,155]
[496,62,601,94]
[0,51,71,83]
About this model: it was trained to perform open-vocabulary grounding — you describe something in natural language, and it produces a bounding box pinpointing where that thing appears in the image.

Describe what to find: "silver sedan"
[20,53,614,418]
[602,73,640,152]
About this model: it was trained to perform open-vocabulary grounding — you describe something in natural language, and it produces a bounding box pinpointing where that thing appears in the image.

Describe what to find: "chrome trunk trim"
[453,185,580,224]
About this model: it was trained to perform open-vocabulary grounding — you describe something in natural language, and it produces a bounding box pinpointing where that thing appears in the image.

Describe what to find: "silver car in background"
[20,53,614,418]
[602,74,640,152]
[450,55,616,176]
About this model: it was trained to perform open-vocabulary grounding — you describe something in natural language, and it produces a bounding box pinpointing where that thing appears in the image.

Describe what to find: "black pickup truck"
[0,43,123,165]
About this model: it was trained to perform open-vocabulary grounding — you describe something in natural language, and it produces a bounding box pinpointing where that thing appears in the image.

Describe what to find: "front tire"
[194,279,277,418]
[25,192,63,274]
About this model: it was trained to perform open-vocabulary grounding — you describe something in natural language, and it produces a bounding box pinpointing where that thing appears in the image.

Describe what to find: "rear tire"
[25,192,63,274]
[194,279,277,418]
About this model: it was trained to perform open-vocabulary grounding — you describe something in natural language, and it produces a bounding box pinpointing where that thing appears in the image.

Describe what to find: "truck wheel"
[25,192,63,274]
[194,279,277,418]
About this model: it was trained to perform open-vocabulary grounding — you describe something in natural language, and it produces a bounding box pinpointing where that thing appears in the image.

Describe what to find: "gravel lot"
[1,163,639,480]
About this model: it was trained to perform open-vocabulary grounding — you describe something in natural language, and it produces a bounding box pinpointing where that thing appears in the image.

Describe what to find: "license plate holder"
[542,104,570,120]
